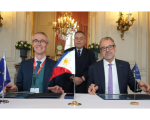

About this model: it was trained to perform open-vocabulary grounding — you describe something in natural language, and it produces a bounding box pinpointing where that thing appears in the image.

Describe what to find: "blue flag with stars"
[131,63,141,80]
[0,57,11,92]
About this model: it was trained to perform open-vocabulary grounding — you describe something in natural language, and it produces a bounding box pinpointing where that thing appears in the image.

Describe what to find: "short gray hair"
[32,32,49,43]
[99,37,115,47]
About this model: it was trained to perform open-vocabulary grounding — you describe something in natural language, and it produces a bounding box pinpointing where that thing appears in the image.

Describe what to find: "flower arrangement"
[15,41,31,50]
[88,43,100,53]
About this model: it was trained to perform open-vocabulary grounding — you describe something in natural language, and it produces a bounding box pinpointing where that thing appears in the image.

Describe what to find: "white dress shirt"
[76,47,83,55]
[34,56,46,67]
[103,59,120,94]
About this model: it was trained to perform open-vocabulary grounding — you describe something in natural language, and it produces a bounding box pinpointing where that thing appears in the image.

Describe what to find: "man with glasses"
[88,37,150,95]
[5,32,64,94]
[63,31,96,93]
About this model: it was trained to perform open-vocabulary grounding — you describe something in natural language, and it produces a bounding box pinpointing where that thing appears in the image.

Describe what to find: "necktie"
[78,49,81,57]
[36,61,42,72]
[108,63,113,98]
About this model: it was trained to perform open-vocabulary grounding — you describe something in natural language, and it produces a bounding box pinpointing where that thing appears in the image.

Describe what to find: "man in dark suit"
[5,32,64,94]
[63,31,96,93]
[88,37,150,95]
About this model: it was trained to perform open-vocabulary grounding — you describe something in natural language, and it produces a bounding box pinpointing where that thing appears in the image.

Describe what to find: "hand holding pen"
[88,84,98,95]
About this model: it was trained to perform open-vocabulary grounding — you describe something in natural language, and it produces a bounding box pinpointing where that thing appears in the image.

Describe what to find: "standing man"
[88,37,150,95]
[63,31,96,93]
[5,32,64,94]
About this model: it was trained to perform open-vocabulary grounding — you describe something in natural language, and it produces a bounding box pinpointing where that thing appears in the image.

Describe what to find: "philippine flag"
[49,50,75,81]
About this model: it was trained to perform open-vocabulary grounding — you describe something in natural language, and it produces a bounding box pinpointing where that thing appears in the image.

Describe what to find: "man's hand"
[139,81,150,95]
[48,85,64,94]
[88,84,98,95]
[4,84,17,93]
[73,77,83,86]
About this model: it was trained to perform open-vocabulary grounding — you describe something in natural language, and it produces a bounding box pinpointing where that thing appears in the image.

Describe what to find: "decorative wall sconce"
[0,12,3,27]
[116,12,135,40]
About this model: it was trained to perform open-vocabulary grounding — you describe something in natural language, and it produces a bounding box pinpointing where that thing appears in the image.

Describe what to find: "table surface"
[0,93,150,108]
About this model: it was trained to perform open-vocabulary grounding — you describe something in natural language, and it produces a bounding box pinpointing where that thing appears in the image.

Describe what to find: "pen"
[91,84,97,92]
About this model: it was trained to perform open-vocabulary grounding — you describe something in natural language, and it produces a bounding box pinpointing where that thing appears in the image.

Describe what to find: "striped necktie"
[78,49,81,57]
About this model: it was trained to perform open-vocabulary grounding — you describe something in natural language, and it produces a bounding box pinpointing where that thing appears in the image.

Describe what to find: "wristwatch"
[70,77,74,81]
[137,82,142,92]
[80,77,84,82]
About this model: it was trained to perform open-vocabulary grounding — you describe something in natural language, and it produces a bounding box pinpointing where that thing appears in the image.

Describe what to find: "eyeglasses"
[100,45,115,51]
[74,37,85,40]
[33,39,47,44]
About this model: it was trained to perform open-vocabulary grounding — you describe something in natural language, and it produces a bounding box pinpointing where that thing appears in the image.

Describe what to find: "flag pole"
[0,49,9,104]
[68,49,81,106]
[74,74,75,101]
[130,62,139,105]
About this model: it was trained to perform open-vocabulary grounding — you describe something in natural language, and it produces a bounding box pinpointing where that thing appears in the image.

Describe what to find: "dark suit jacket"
[63,47,96,93]
[88,59,139,94]
[16,58,63,93]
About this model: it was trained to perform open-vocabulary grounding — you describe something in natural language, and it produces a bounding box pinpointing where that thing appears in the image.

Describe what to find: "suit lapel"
[27,59,34,91]
[97,60,105,93]
[43,58,49,92]
[76,47,87,70]
[115,59,122,93]
[43,58,54,92]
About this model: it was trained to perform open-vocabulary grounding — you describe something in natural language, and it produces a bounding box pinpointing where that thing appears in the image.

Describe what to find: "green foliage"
[88,43,100,53]
[15,41,31,50]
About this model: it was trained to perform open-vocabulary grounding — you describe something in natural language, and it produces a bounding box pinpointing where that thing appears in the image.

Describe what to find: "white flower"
[96,46,98,48]
[19,45,21,47]
[24,44,27,47]
[29,46,31,49]
[16,44,18,46]
[21,42,24,44]
[91,45,93,48]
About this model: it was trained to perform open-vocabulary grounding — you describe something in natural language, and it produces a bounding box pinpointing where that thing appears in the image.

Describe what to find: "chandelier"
[52,12,79,40]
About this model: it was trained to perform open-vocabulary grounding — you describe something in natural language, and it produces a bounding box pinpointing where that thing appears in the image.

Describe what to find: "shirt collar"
[34,56,46,64]
[103,58,116,66]
[76,47,83,53]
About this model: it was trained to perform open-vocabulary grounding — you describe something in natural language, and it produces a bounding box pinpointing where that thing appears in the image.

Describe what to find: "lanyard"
[33,59,46,88]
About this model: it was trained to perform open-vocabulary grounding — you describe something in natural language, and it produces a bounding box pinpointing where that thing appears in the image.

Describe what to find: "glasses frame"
[74,37,85,41]
[100,44,115,51]
[32,39,47,44]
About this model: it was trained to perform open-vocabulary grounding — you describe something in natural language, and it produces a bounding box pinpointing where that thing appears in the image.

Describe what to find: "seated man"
[88,37,150,95]
[5,32,64,94]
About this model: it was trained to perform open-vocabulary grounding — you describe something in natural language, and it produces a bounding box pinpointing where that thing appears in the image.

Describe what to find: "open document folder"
[97,94,150,100]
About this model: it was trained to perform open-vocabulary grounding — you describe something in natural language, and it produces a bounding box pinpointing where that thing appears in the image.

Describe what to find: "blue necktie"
[36,61,42,72]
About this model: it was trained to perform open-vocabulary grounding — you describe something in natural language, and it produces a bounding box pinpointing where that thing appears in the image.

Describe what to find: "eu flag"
[131,63,141,80]
[0,57,11,92]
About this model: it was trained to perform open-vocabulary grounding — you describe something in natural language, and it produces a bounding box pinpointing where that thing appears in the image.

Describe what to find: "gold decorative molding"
[148,11,150,85]
[88,12,91,46]
[25,12,27,41]
[31,12,34,58]
[91,12,96,17]
[88,12,97,45]
[95,12,97,43]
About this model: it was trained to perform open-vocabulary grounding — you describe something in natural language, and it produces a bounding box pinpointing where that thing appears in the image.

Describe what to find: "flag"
[131,63,141,80]
[49,50,75,81]
[0,56,11,92]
